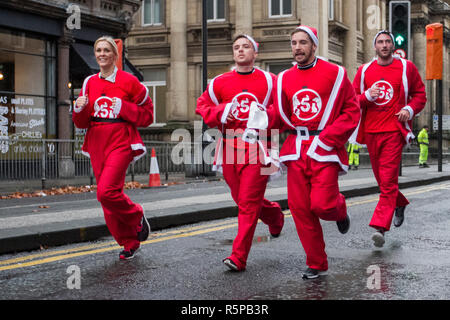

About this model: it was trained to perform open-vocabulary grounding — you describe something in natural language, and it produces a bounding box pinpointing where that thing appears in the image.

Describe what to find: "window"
[143,0,163,26]
[0,28,56,146]
[207,0,225,22]
[142,68,167,125]
[356,0,362,31]
[267,62,294,75]
[269,0,292,18]
[328,0,334,20]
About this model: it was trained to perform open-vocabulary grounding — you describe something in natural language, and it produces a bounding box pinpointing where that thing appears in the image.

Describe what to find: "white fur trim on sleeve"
[220,102,234,124]
[365,89,377,102]
[73,103,86,113]
[402,105,414,120]
[112,97,122,116]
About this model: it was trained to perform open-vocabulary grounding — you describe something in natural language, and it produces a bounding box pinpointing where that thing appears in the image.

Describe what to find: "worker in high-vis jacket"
[347,143,360,170]
[418,125,429,168]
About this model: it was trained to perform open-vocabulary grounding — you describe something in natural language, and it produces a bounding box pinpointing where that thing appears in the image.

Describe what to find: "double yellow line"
[1,183,447,271]
[0,220,239,271]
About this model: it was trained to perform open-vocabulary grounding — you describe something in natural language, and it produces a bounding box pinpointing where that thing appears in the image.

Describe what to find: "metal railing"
[0,138,210,187]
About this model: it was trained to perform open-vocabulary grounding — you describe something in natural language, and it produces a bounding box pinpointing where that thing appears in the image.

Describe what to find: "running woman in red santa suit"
[196,34,284,272]
[275,26,360,279]
[352,31,426,247]
[73,36,154,260]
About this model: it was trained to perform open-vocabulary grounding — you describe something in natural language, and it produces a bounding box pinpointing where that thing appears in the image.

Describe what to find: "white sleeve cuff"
[402,106,414,120]
[73,102,86,113]
[220,102,234,124]
[365,89,376,102]
[112,97,122,117]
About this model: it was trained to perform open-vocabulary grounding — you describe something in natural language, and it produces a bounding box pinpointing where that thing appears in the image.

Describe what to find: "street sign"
[432,115,450,131]
[394,49,406,58]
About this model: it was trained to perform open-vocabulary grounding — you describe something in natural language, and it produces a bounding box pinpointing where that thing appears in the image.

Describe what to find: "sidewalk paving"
[0,163,449,255]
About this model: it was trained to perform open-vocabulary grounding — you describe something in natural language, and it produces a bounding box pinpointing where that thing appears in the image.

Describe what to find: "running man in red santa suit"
[196,34,284,272]
[352,31,426,247]
[275,26,360,279]
[73,36,154,260]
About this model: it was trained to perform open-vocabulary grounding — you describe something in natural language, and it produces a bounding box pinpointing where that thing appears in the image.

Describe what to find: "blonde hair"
[94,36,119,58]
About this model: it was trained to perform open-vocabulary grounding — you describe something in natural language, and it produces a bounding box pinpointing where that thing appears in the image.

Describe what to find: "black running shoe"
[336,213,350,234]
[394,206,405,227]
[119,247,139,260]
[137,214,150,242]
[223,258,242,272]
[302,267,328,280]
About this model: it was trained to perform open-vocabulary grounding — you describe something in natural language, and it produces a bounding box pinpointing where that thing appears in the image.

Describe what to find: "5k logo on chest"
[93,96,117,119]
[292,88,322,121]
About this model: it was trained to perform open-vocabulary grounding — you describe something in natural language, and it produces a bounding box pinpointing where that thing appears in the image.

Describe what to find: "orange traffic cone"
[148,148,161,187]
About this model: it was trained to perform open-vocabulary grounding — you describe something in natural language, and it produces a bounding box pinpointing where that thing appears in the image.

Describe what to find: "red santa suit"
[275,58,360,271]
[196,67,284,270]
[352,56,426,231]
[73,67,154,252]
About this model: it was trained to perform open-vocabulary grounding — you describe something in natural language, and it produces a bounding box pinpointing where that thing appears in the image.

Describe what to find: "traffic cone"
[148,148,161,187]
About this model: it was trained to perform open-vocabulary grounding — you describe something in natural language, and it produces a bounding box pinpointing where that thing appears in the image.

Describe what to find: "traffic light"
[389,1,410,59]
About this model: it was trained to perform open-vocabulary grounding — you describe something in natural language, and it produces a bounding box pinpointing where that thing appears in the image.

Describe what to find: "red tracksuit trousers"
[286,148,347,271]
[222,160,284,270]
[89,123,143,251]
[365,131,409,231]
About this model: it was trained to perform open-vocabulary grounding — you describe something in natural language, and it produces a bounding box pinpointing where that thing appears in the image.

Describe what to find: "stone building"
[127,0,449,150]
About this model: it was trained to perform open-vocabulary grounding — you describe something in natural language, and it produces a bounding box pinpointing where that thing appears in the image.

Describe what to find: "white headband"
[243,34,259,52]
[373,31,395,47]
[296,26,319,46]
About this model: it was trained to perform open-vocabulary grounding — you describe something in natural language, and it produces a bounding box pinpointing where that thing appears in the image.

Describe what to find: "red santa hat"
[296,25,319,46]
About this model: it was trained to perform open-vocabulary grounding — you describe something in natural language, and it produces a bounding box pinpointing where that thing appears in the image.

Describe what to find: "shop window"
[142,68,167,125]
[269,0,292,18]
[0,28,56,148]
[207,0,225,22]
[143,0,163,26]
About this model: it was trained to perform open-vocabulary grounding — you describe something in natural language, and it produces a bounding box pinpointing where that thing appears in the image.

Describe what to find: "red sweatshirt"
[196,67,276,169]
[352,56,426,145]
[72,68,154,162]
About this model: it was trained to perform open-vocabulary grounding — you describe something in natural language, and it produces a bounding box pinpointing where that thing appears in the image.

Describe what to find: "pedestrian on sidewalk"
[72,36,154,260]
[274,26,359,279]
[352,30,426,247]
[418,125,430,168]
[347,143,360,170]
[196,34,284,272]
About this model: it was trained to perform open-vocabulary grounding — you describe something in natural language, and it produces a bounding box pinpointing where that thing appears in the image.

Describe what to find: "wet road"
[1,182,449,302]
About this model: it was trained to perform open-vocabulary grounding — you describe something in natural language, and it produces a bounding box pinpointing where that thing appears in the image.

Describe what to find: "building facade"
[127,0,449,150]
[0,0,142,178]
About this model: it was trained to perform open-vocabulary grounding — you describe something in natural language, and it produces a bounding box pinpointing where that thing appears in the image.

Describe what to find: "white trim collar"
[99,66,118,83]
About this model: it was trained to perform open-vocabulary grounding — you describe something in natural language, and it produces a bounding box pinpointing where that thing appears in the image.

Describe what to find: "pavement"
[1,162,450,255]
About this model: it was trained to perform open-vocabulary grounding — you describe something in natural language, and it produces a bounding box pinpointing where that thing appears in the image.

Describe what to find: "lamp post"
[201,0,208,175]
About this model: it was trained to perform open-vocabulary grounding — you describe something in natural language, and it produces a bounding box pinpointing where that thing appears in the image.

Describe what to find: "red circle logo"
[231,92,259,121]
[372,80,394,106]
[93,96,117,119]
[292,89,322,121]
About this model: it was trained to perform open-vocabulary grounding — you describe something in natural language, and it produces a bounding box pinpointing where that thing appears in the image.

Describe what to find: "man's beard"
[294,50,313,66]
[376,48,393,59]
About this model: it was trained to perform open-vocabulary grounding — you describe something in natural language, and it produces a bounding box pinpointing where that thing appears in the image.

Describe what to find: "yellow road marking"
[0,223,238,271]
[1,182,448,271]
